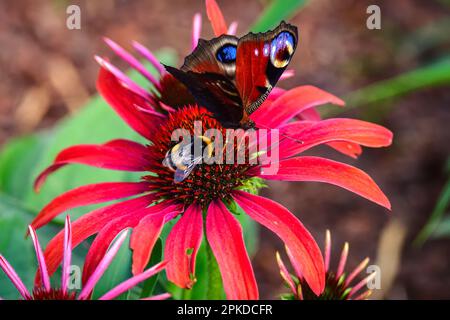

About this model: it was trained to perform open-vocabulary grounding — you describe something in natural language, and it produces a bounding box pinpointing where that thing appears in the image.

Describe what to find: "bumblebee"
[163,135,214,183]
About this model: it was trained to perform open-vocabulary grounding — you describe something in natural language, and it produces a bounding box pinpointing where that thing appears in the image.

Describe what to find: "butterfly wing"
[235,21,298,115]
[182,35,238,78]
[164,65,244,128]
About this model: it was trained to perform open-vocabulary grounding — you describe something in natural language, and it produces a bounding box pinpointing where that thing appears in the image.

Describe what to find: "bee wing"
[174,156,203,183]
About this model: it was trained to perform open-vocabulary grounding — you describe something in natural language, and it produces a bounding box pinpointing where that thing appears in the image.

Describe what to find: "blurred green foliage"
[415,159,450,245]
[252,0,307,32]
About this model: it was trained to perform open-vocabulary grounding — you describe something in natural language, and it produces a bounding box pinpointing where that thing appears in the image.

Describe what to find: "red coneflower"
[277,230,376,300]
[30,0,391,299]
[0,216,168,300]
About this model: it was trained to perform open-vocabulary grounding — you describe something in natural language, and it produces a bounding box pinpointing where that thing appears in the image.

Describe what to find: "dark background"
[0,0,449,299]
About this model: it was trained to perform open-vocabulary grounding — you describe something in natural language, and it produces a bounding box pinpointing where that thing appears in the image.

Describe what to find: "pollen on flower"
[144,105,257,207]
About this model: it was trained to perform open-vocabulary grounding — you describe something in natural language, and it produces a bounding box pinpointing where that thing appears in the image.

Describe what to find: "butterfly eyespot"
[216,44,237,63]
[270,31,295,68]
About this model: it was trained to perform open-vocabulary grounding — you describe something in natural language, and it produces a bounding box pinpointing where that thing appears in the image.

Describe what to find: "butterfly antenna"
[254,123,304,145]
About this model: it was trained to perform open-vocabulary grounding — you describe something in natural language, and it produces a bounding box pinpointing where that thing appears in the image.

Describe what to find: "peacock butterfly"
[164,21,298,129]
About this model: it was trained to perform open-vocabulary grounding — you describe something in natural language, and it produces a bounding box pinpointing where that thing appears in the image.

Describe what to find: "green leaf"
[432,216,450,238]
[139,238,163,298]
[0,193,59,299]
[0,133,52,202]
[251,0,307,32]
[205,240,225,300]
[326,58,450,117]
[415,171,450,245]
[0,197,35,299]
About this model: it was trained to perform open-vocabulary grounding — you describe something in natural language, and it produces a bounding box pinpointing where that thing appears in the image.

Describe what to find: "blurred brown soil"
[0,0,449,299]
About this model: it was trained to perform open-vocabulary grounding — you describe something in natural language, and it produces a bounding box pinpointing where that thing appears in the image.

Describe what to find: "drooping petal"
[34,139,150,192]
[97,65,162,140]
[83,202,181,283]
[295,107,321,121]
[130,214,165,276]
[233,191,325,295]
[227,21,238,35]
[289,107,364,158]
[61,216,72,295]
[327,141,363,159]
[206,200,258,300]
[0,255,32,300]
[256,156,391,209]
[104,38,161,90]
[279,69,295,80]
[78,230,130,300]
[28,226,51,292]
[96,56,150,101]
[31,181,150,230]
[265,87,286,103]
[132,41,165,74]
[164,204,203,289]
[252,86,345,128]
[290,109,365,158]
[141,293,171,300]
[278,118,393,159]
[99,261,167,300]
[206,0,228,36]
[39,195,154,284]
[192,13,202,49]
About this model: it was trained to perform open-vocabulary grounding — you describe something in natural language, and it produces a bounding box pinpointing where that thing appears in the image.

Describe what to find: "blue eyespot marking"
[216,44,237,63]
[270,31,295,68]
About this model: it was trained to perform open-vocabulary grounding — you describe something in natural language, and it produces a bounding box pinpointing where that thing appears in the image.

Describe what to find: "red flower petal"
[265,87,286,103]
[83,202,180,283]
[36,195,154,286]
[130,213,166,276]
[97,66,164,140]
[164,204,203,289]
[292,110,364,158]
[327,141,363,159]
[34,139,149,192]
[31,182,150,230]
[206,200,258,300]
[252,86,345,128]
[206,0,228,36]
[296,107,322,121]
[256,156,391,209]
[233,191,325,296]
[279,118,393,159]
